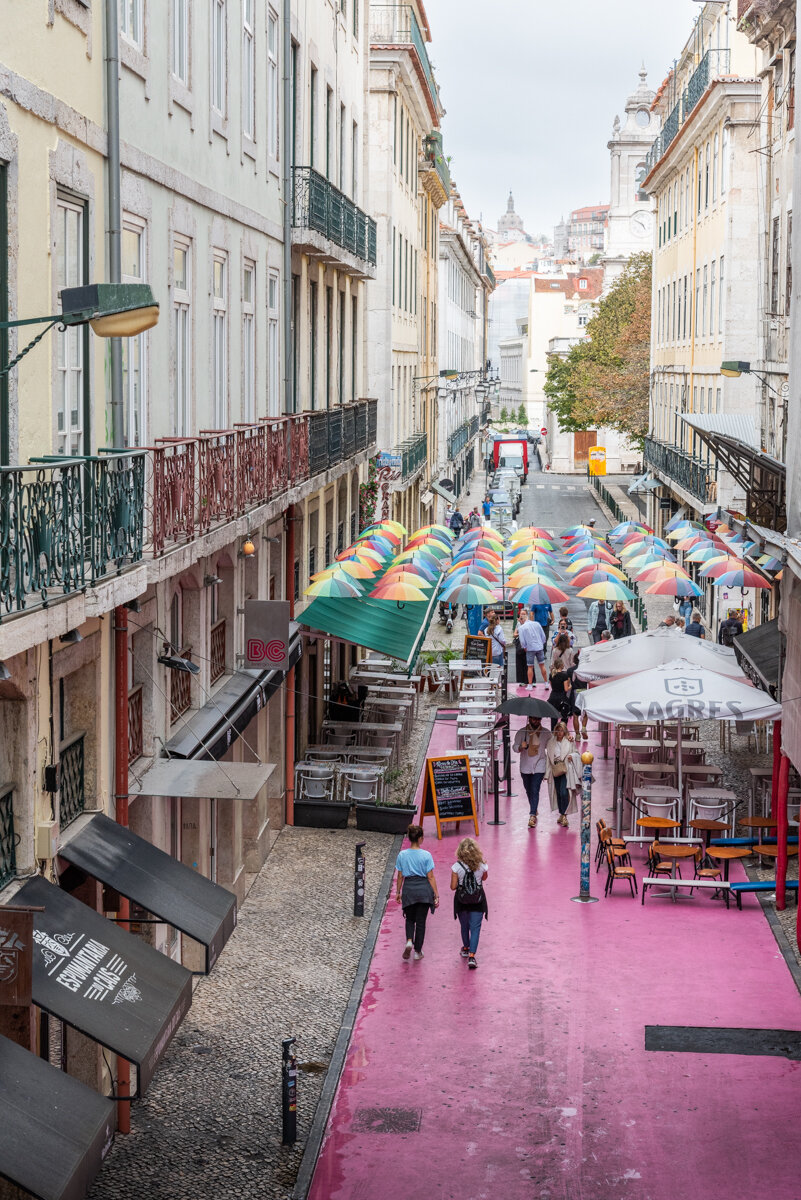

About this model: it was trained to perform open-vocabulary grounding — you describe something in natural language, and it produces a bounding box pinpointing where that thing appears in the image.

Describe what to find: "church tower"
[603,67,656,288]
[497,191,529,242]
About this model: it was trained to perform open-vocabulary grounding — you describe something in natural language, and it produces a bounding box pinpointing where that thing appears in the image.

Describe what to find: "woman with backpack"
[395,824,439,961]
[450,837,488,970]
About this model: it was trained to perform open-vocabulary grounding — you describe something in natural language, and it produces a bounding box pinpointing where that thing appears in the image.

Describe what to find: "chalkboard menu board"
[463,635,492,665]
[421,755,479,839]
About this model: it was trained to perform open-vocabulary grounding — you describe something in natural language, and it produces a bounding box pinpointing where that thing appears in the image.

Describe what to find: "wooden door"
[573,431,597,467]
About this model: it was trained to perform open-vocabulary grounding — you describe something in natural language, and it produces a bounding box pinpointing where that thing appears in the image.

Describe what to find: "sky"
[423,0,705,239]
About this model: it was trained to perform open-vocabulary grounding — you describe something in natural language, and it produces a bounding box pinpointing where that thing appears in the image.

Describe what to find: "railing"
[128,685,143,764]
[391,431,427,481]
[646,49,731,175]
[210,619,226,684]
[0,788,15,890]
[59,733,85,829]
[170,649,193,721]
[643,436,717,504]
[292,167,377,266]
[586,474,648,631]
[422,131,450,195]
[370,5,440,116]
[483,261,496,289]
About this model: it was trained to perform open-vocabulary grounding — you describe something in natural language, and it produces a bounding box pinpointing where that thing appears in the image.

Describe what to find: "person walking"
[550,632,575,675]
[609,600,633,640]
[677,595,694,621]
[487,613,507,667]
[517,613,547,687]
[482,495,492,521]
[569,648,589,740]
[478,607,496,634]
[449,507,464,537]
[513,607,530,686]
[658,614,677,629]
[450,837,488,970]
[557,605,573,632]
[394,824,439,961]
[685,609,706,639]
[513,715,547,828]
[718,610,743,646]
[587,599,613,644]
[467,508,481,531]
[545,722,580,828]
[531,601,554,643]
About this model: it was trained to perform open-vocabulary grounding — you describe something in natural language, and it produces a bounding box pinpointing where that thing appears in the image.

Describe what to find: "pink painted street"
[309,709,801,1200]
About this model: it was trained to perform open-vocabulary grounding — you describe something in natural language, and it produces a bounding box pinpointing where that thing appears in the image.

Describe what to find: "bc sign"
[244,600,291,670]
[588,446,607,476]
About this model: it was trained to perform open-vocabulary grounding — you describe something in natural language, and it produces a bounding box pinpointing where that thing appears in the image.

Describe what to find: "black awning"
[165,628,302,760]
[733,618,785,699]
[58,814,237,974]
[10,875,192,1095]
[0,1033,114,1200]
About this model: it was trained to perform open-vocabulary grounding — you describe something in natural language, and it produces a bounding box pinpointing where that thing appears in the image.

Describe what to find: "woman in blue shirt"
[395,824,439,960]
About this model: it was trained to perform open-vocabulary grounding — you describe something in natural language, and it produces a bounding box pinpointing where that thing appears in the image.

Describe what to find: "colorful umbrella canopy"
[438,582,497,606]
[561,524,595,537]
[633,562,690,582]
[339,546,386,565]
[369,581,428,602]
[304,573,361,598]
[577,580,636,602]
[609,521,653,539]
[570,567,628,587]
[644,577,703,598]
[372,520,407,538]
[412,524,452,538]
[699,556,746,579]
[755,554,782,571]
[711,569,771,590]
[565,556,618,575]
[513,582,570,605]
[363,525,402,544]
[684,546,728,564]
[511,527,552,541]
[445,570,498,588]
[381,568,435,587]
[404,536,450,554]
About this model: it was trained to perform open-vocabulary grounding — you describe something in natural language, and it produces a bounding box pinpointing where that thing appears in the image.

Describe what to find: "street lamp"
[0,282,159,379]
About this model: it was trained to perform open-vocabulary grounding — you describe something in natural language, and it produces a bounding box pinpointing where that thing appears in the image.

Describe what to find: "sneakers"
[402,939,413,960]
[557,814,568,828]
[526,683,534,692]
[413,950,424,960]
[460,946,470,958]
[468,954,478,969]
[528,814,537,828]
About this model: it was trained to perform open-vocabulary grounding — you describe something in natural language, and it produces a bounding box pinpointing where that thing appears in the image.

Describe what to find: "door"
[573,431,597,468]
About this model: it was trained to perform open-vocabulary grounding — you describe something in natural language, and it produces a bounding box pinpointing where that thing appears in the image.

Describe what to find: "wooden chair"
[599,826,631,868]
[692,854,723,894]
[604,847,638,897]
[648,842,682,880]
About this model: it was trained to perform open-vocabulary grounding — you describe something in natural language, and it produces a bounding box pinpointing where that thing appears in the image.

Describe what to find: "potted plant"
[355,769,417,833]
[294,768,351,829]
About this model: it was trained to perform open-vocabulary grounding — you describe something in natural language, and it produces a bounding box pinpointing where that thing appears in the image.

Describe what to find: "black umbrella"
[496,697,561,720]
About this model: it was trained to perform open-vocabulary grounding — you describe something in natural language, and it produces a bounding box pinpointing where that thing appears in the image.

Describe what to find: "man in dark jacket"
[450,508,464,536]
[718,610,743,647]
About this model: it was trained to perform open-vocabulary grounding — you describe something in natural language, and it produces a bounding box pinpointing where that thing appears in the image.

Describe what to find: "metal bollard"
[282,1037,298,1144]
[354,841,366,917]
[571,752,599,904]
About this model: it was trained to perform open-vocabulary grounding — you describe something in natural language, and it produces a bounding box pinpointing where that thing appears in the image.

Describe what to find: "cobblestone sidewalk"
[89,826,396,1200]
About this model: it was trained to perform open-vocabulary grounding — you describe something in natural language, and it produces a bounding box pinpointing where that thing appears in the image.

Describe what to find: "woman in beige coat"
[544,722,581,827]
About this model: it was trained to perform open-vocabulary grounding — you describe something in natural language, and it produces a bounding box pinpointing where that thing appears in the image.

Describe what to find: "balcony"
[447,416,480,462]
[422,131,450,198]
[59,733,85,830]
[0,787,15,890]
[643,436,718,505]
[210,619,226,685]
[645,49,731,177]
[390,431,427,482]
[0,400,377,620]
[128,684,143,765]
[483,261,496,289]
[292,167,377,276]
[370,6,441,119]
[170,648,193,722]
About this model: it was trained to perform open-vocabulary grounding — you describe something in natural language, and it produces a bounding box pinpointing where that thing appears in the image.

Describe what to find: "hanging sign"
[421,754,479,839]
[0,909,33,1007]
[244,600,291,670]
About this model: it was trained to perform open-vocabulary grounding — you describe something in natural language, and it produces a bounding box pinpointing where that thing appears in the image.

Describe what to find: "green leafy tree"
[516,403,527,426]
[499,406,509,423]
[544,252,651,440]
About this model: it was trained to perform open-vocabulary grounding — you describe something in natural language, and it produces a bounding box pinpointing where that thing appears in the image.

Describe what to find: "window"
[55,195,87,456]
[325,285,333,405]
[325,87,333,179]
[212,252,228,427]
[704,142,710,208]
[309,66,317,168]
[351,120,358,200]
[787,212,793,315]
[702,265,708,336]
[212,0,227,116]
[242,260,255,420]
[673,186,677,236]
[695,269,700,336]
[339,103,346,192]
[173,238,191,436]
[721,125,729,194]
[671,280,676,340]
[242,0,255,141]
[267,11,279,159]
[578,277,587,290]
[122,217,148,446]
[712,133,719,202]
[718,255,724,330]
[710,260,716,338]
[351,295,357,403]
[353,0,359,37]
[267,270,279,416]
[172,0,189,84]
[0,164,7,465]
[771,215,781,312]
[338,290,345,403]
[677,280,682,340]
[683,275,688,339]
[309,279,318,409]
[120,0,143,48]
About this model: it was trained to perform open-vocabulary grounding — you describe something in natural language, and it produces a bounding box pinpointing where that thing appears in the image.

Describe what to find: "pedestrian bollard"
[488,735,505,826]
[354,841,366,917]
[282,1037,298,1144]
[571,752,599,905]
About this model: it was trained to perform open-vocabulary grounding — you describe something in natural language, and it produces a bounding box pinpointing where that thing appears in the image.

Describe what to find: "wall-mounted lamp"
[158,653,200,675]
[262,535,281,544]
[0,661,10,681]
[720,360,750,378]
[203,573,223,588]
[60,630,83,645]
[124,598,142,613]
[239,539,257,559]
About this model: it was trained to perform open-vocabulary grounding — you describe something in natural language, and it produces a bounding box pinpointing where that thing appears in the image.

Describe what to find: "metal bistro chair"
[324,726,357,749]
[340,767,382,805]
[643,798,680,824]
[306,748,347,763]
[297,765,336,802]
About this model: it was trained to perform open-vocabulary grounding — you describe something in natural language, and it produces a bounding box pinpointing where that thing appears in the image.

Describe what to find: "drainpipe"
[105,0,124,447]
[113,605,130,1132]
[282,0,293,422]
[284,507,295,825]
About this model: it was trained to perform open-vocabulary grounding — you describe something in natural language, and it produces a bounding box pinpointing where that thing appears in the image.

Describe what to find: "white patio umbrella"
[575,627,745,682]
[576,658,782,834]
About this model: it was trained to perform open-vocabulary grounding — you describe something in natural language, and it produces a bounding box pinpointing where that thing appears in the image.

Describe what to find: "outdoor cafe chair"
[642,798,680,824]
[306,748,347,763]
[341,767,382,805]
[298,766,336,802]
[647,845,681,880]
[599,826,631,868]
[687,799,729,826]
[692,857,723,892]
[604,847,638,898]
[324,727,357,748]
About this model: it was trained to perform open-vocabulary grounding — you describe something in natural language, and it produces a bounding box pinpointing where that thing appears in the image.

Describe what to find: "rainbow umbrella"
[699,557,745,579]
[337,546,385,565]
[363,524,402,544]
[565,556,617,575]
[372,519,407,538]
[369,581,428,602]
[609,521,653,539]
[511,527,552,541]
[644,577,703,598]
[623,549,677,571]
[711,569,771,590]
[508,569,562,587]
[513,582,570,605]
[571,567,628,587]
[577,580,636,602]
[446,563,499,581]
[304,573,361,598]
[382,567,435,587]
[561,524,595,537]
[358,536,395,557]
[756,554,782,571]
[446,572,498,589]
[634,563,691,583]
[684,546,728,564]
[438,582,496,606]
[412,523,451,538]
[329,559,377,579]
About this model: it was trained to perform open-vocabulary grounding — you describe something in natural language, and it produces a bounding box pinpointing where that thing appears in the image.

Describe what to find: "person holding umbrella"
[545,722,581,827]
[513,715,548,828]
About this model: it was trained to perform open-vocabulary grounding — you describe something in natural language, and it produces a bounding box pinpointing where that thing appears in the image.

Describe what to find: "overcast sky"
[424,0,704,238]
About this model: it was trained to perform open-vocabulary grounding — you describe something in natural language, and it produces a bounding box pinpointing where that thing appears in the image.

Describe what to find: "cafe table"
[689,818,730,849]
[650,841,701,888]
[748,766,774,818]
[707,844,752,882]
[636,816,681,844]
[739,815,778,836]
[752,844,799,863]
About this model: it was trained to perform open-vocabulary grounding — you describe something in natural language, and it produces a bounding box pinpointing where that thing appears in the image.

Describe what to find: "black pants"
[403,903,429,952]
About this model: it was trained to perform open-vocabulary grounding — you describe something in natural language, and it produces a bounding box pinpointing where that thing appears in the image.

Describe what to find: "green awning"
[300,585,440,669]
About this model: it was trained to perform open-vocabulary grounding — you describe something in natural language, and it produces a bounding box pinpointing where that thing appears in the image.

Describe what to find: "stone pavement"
[89,827,397,1200]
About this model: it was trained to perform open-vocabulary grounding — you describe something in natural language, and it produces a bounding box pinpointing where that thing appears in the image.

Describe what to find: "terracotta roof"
[533,267,604,299]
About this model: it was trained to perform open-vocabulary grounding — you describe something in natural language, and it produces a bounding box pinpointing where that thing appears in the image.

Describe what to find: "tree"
[499,406,509,423]
[544,252,652,440]
[516,403,527,426]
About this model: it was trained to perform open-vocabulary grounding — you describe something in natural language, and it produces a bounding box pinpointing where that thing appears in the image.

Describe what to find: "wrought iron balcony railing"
[447,416,481,462]
[170,648,193,721]
[422,131,450,195]
[59,732,85,829]
[643,436,717,504]
[210,619,226,684]
[391,431,428,481]
[0,400,378,619]
[128,684,143,764]
[292,167,377,266]
[0,787,15,890]
[645,49,731,177]
[483,261,496,289]
[370,5,440,116]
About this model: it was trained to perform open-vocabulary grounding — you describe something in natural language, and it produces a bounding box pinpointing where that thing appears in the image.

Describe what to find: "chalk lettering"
[56,938,108,993]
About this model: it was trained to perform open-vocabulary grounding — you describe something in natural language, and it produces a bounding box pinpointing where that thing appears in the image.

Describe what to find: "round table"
[707,845,752,881]
[740,816,777,833]
[637,816,681,844]
[689,818,730,849]
[651,842,700,873]
[752,844,799,861]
